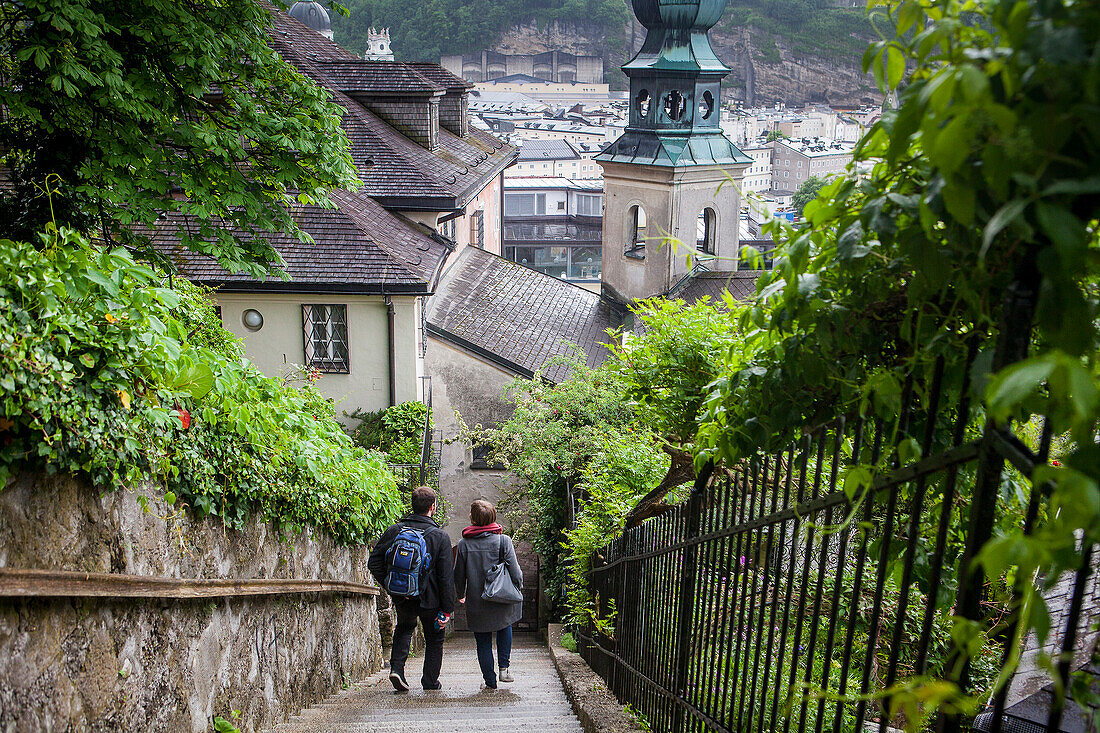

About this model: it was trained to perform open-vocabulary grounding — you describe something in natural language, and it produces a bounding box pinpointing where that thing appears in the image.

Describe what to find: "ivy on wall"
[0,229,402,544]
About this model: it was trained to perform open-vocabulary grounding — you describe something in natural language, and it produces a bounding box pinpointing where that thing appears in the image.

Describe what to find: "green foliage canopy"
[0,0,358,277]
[478,0,1097,719]
[791,175,826,217]
[0,229,402,543]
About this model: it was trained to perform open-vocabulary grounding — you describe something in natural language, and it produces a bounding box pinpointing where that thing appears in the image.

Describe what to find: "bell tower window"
[626,205,646,259]
[699,90,714,120]
[664,90,686,121]
[697,208,717,255]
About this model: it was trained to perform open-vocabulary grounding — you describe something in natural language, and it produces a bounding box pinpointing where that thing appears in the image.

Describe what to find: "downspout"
[384,291,397,407]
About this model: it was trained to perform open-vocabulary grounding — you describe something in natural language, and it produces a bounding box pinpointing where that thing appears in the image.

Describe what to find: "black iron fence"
[578,308,1096,729]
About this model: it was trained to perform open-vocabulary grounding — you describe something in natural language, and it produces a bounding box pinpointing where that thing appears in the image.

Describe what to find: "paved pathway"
[269,633,583,732]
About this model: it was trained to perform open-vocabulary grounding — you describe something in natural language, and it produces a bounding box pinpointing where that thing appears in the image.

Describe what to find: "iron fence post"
[936,248,1040,733]
[673,461,712,730]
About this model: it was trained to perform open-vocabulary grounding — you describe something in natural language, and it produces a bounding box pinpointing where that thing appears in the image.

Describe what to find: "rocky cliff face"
[493,18,881,107]
[711,26,881,107]
[493,18,628,56]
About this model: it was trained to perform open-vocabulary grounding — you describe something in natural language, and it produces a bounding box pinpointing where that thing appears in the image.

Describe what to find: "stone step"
[266,633,583,733]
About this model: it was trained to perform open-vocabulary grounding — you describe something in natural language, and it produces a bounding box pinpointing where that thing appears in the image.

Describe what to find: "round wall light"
[242,309,264,332]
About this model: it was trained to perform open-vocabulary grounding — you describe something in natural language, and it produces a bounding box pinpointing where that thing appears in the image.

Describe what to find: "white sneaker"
[498,667,514,683]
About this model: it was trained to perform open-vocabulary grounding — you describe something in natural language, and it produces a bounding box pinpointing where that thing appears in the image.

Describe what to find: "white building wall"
[215,292,422,419]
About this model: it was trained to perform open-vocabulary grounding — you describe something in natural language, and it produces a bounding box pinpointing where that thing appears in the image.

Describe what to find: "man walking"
[368,486,455,691]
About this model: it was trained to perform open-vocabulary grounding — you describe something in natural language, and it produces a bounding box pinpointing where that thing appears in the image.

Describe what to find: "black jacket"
[368,514,455,613]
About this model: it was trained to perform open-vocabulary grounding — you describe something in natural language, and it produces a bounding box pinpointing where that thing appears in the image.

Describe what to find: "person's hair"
[470,499,496,526]
[411,486,436,515]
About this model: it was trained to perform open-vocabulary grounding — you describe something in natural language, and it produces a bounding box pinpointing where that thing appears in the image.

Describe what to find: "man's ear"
[429,502,437,517]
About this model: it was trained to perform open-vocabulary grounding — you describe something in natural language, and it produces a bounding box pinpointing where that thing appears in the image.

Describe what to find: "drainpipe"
[384,293,397,407]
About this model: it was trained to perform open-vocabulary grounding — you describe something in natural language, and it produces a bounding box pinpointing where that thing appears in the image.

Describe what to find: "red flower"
[178,409,191,430]
[1051,459,1061,467]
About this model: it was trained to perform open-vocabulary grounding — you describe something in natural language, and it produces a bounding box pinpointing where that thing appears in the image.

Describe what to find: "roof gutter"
[425,323,537,381]
[194,281,432,296]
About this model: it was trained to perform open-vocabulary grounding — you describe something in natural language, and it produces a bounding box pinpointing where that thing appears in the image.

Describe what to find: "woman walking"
[454,499,523,689]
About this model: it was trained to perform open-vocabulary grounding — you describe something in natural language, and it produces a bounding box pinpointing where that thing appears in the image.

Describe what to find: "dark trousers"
[390,598,446,689]
[473,625,513,687]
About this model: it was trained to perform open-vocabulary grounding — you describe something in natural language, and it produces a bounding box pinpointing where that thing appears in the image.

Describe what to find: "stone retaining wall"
[0,473,385,732]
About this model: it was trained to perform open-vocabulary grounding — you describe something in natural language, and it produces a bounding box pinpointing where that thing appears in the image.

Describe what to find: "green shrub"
[348,400,428,464]
[0,229,402,543]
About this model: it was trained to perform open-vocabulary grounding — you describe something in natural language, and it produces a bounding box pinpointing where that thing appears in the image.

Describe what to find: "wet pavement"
[268,633,583,732]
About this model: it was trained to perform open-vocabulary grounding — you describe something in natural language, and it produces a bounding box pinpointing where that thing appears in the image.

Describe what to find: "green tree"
[0,0,358,276]
[765,129,788,142]
[791,174,825,216]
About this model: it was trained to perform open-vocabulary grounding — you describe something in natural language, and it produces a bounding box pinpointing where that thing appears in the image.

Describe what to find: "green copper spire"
[598,0,750,167]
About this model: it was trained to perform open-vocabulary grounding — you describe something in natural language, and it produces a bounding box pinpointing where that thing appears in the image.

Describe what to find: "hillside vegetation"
[331,0,872,68]
[719,0,876,63]
[332,0,628,63]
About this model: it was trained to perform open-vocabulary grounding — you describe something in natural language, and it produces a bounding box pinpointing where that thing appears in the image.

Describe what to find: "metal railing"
[387,376,440,491]
[577,277,1096,732]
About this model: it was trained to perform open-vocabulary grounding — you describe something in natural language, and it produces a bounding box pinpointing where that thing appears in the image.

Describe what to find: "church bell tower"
[598,0,751,303]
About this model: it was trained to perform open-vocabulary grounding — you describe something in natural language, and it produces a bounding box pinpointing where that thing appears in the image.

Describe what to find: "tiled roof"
[668,269,761,306]
[516,139,581,162]
[269,13,517,209]
[319,60,444,95]
[407,63,473,91]
[426,248,620,382]
[146,196,448,293]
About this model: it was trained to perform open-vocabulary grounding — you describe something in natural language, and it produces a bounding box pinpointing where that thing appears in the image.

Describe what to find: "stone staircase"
[269,633,583,732]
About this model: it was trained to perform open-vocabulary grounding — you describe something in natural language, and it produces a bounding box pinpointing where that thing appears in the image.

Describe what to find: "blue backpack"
[385,526,431,598]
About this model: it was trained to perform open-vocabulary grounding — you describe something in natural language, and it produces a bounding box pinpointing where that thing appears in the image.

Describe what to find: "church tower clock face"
[596,0,752,303]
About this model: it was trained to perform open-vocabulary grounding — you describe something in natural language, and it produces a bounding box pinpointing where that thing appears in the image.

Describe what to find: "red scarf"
[462,522,503,538]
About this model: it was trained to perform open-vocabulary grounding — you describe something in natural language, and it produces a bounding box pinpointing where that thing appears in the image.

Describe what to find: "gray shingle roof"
[269,13,517,209]
[426,248,621,382]
[407,63,473,91]
[668,269,761,306]
[319,59,444,95]
[516,139,581,162]
[148,193,449,293]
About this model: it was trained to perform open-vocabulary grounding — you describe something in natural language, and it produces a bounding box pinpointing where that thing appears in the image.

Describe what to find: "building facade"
[442,50,604,84]
[772,137,854,193]
[503,177,604,290]
[152,12,516,420]
[472,75,611,106]
[506,139,602,179]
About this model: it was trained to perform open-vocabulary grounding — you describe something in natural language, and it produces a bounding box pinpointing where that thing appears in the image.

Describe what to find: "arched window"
[697,208,716,255]
[626,205,646,258]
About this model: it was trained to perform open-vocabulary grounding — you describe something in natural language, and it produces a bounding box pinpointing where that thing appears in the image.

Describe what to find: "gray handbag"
[481,535,522,604]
